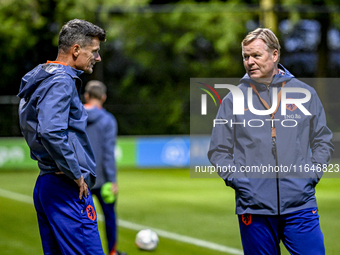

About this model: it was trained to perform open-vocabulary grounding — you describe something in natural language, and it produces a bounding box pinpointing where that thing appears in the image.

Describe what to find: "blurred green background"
[1,1,340,255]
[1,0,340,136]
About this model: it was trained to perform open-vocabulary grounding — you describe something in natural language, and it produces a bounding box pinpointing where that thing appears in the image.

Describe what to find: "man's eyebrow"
[243,51,262,55]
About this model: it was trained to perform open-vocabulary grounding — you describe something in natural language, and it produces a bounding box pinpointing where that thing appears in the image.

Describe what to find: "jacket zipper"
[267,85,280,215]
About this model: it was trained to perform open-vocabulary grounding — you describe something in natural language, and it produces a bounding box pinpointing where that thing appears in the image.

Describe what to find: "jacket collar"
[240,64,294,91]
[44,62,83,94]
[44,61,84,78]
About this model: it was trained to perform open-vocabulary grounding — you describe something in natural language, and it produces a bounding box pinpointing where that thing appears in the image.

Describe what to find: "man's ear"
[101,94,107,104]
[272,49,279,63]
[84,92,89,103]
[72,44,81,58]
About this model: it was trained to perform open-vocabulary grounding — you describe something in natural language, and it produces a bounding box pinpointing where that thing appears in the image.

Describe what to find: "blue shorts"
[33,174,104,255]
[238,208,325,255]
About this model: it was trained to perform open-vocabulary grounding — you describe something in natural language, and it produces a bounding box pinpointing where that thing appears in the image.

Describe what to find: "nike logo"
[312,210,317,214]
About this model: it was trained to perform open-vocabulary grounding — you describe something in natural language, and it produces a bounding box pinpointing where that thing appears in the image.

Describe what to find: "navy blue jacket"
[208,65,334,215]
[18,63,97,188]
[85,105,117,189]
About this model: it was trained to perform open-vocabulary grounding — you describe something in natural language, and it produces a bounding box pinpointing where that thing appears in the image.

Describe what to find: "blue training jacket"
[17,63,97,188]
[208,64,334,215]
[85,105,118,189]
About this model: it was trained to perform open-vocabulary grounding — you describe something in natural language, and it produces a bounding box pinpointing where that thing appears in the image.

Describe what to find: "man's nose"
[95,52,101,62]
[247,56,255,65]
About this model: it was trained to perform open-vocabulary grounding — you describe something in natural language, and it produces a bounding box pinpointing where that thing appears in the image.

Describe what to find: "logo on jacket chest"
[286,103,297,112]
[286,98,298,112]
[284,100,301,120]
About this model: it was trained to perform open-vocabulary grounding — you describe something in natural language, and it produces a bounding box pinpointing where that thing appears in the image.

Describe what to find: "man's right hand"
[74,176,88,200]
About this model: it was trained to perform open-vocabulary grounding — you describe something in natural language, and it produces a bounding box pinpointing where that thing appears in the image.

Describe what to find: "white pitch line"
[0,188,243,255]
[0,188,33,204]
[117,219,243,255]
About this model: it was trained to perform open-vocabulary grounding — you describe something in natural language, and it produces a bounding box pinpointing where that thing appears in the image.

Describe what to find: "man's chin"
[249,75,260,82]
[249,75,268,84]
[84,68,93,74]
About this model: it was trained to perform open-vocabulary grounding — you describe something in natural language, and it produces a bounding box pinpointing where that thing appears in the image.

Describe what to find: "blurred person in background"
[208,28,334,255]
[18,19,106,254]
[84,80,126,255]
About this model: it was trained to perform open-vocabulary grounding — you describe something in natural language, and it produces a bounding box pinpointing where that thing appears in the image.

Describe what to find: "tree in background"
[1,0,340,136]
[99,0,251,134]
[280,0,340,129]
[0,0,251,135]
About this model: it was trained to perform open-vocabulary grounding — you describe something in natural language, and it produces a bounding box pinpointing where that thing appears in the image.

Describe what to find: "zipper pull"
[271,127,276,137]
[272,137,277,157]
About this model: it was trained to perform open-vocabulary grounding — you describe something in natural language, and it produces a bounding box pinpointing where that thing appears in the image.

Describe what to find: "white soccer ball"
[135,229,159,251]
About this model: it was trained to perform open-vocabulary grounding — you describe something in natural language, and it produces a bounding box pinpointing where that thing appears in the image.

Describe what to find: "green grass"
[0,168,340,254]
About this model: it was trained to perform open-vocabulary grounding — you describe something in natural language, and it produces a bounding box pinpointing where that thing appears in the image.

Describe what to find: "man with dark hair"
[208,28,334,255]
[84,80,125,255]
[18,19,106,254]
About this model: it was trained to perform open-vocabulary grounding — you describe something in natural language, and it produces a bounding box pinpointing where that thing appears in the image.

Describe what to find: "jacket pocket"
[232,177,253,208]
[68,133,87,169]
[304,161,321,186]
[280,176,316,210]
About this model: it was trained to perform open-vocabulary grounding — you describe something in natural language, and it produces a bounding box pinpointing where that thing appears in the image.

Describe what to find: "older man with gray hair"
[208,28,333,255]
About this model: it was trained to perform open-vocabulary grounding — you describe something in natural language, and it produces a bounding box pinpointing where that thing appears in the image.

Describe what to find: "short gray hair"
[58,19,106,54]
[242,28,281,57]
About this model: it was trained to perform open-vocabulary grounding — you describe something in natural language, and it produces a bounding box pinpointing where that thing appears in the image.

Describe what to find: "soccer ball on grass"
[135,229,159,251]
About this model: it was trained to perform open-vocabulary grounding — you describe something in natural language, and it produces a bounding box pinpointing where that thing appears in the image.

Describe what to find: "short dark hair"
[85,80,107,100]
[58,19,106,53]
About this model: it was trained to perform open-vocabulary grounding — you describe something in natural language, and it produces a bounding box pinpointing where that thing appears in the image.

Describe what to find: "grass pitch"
[0,168,340,254]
